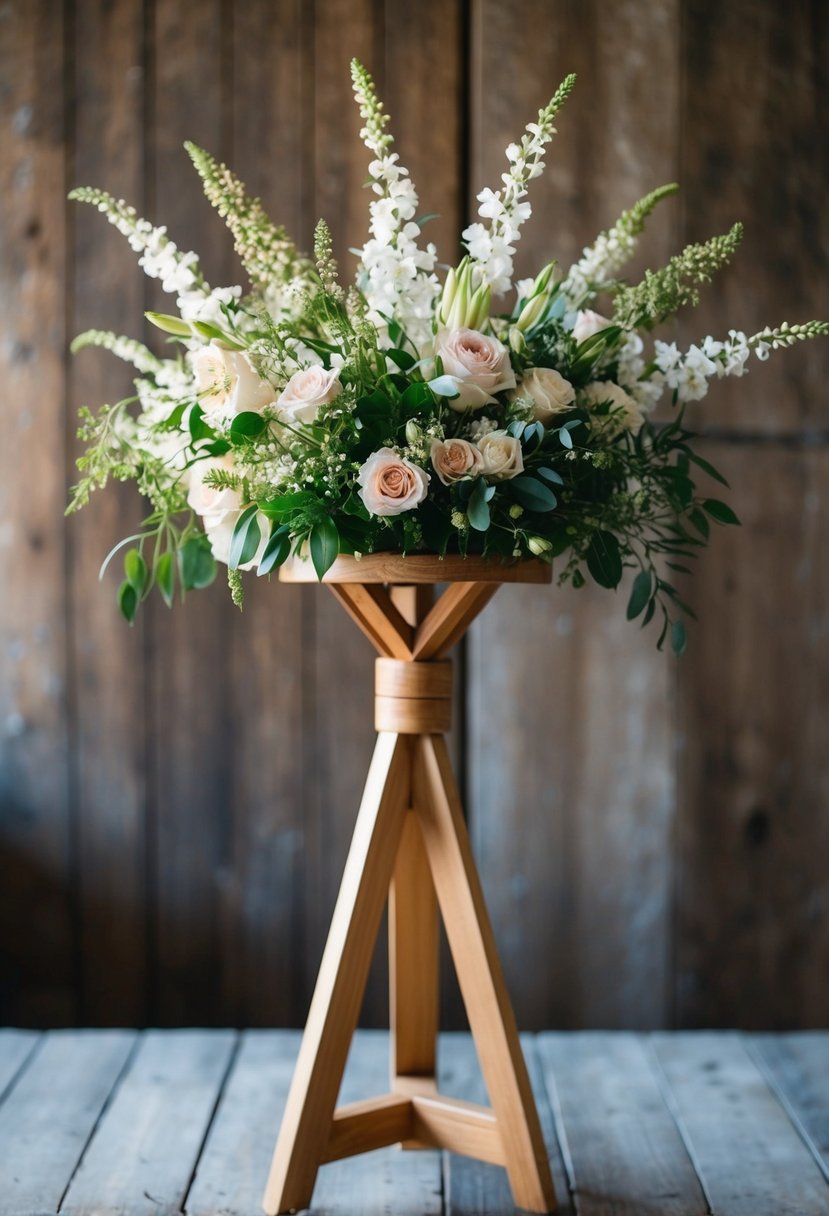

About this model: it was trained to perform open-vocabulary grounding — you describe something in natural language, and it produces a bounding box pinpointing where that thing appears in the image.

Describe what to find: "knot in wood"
[374,658,453,734]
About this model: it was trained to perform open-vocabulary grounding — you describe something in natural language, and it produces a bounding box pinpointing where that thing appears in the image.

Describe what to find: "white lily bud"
[508,325,527,354]
[515,260,557,332]
[405,419,421,445]
[528,535,553,556]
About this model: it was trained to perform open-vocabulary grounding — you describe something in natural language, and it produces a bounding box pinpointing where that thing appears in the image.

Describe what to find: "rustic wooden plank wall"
[0,0,826,1030]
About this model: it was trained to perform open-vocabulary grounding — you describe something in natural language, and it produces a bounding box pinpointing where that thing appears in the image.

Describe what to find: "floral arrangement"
[68,62,826,653]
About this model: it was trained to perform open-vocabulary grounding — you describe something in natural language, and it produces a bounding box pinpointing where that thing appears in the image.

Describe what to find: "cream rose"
[192,341,275,418]
[514,367,575,425]
[434,327,516,411]
[187,455,265,570]
[357,448,429,516]
[430,438,484,486]
[580,380,645,437]
[476,432,524,481]
[572,309,613,344]
[277,365,342,425]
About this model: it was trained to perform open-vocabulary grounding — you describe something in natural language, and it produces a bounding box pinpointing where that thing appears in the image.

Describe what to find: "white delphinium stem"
[463,74,576,298]
[350,60,439,349]
[559,183,679,312]
[70,329,164,375]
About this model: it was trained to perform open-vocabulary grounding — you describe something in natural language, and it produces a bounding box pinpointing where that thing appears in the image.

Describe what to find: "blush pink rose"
[476,431,524,480]
[572,309,612,344]
[430,438,484,486]
[434,327,516,411]
[357,448,429,516]
[277,365,342,425]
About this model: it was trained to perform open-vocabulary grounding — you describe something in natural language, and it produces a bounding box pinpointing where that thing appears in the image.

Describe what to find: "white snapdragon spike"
[648,330,753,403]
[463,75,576,297]
[351,61,439,349]
[559,183,679,312]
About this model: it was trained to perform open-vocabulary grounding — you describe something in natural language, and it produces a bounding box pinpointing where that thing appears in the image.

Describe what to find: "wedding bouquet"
[68,61,826,652]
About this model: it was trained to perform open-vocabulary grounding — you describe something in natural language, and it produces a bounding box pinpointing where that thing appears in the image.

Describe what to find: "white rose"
[357,448,429,516]
[513,367,575,425]
[277,365,342,425]
[572,309,613,344]
[434,327,516,411]
[192,341,275,418]
[187,455,264,571]
[580,380,645,437]
[430,438,484,486]
[476,432,524,480]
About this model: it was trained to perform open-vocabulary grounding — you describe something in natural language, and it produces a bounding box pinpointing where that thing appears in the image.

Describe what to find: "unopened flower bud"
[515,260,557,332]
[405,419,421,445]
[528,535,553,556]
[509,325,527,354]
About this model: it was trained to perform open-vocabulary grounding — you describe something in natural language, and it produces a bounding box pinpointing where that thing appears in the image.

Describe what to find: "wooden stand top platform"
[278,553,553,585]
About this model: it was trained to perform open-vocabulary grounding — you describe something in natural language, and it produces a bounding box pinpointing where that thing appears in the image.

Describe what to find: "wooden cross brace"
[266,558,556,1214]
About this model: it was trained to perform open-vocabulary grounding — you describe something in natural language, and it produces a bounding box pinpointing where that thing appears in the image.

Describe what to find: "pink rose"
[512,366,575,425]
[430,438,484,486]
[434,327,516,411]
[192,341,275,418]
[277,365,342,425]
[357,448,429,516]
[572,309,612,344]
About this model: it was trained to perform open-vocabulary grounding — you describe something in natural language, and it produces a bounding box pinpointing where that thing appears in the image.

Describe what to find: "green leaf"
[145,310,192,337]
[558,425,573,450]
[671,619,688,657]
[155,551,175,607]
[259,491,317,519]
[386,347,416,372]
[228,504,261,570]
[400,381,432,411]
[511,476,558,512]
[310,516,339,579]
[586,531,622,588]
[123,549,147,597]
[687,507,710,539]
[179,536,217,590]
[683,449,730,487]
[191,320,244,349]
[230,411,268,444]
[537,467,564,486]
[627,569,653,620]
[188,403,215,443]
[343,491,371,520]
[467,479,491,532]
[703,498,741,525]
[427,374,461,399]
[257,525,292,577]
[118,580,137,624]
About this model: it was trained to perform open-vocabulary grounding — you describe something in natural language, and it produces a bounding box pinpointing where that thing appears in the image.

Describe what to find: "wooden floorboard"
[537,1032,708,1216]
[751,1032,829,1181]
[0,1030,135,1216]
[652,1032,829,1216]
[0,1030,827,1215]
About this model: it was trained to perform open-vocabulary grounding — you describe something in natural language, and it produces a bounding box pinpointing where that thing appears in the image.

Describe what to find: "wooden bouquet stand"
[265,554,556,1215]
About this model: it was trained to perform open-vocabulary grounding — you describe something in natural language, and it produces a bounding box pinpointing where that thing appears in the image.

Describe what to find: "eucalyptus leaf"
[467,480,491,532]
[537,467,564,486]
[511,476,558,512]
[626,569,653,620]
[427,374,461,399]
[671,619,688,656]
[586,531,622,588]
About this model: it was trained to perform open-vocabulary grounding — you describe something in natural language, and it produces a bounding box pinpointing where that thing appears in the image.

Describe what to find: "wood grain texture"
[467,0,679,1032]
[0,0,74,1027]
[0,1030,135,1216]
[678,0,829,434]
[148,0,238,1027]
[62,1030,236,1216]
[652,1032,829,1216]
[186,1030,302,1216]
[674,445,829,1027]
[67,0,149,1028]
[538,1032,707,1216]
[751,1033,829,1179]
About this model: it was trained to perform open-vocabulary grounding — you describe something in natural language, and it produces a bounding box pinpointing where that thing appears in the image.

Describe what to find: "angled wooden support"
[267,556,556,1216]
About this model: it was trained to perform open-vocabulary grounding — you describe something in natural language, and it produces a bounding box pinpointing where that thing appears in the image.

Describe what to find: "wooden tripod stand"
[265,554,556,1215]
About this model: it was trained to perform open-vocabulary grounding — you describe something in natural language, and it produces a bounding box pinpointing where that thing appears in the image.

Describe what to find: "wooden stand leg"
[264,579,555,1216]
[413,734,556,1213]
[263,732,411,1214]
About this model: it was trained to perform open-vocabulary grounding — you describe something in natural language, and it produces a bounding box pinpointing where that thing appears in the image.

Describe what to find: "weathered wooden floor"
[0,1030,828,1215]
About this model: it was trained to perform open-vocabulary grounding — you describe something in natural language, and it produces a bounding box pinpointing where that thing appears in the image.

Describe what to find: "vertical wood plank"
[67,0,149,1026]
[537,1032,707,1216]
[652,1032,829,1216]
[0,1030,135,1215]
[674,446,829,1027]
[62,1030,237,1216]
[305,0,388,1027]
[224,0,311,1028]
[467,0,680,1030]
[148,0,237,1026]
[0,0,75,1026]
[678,0,829,434]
